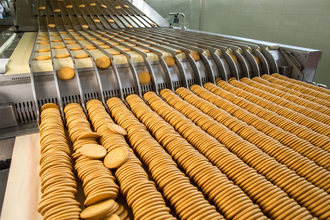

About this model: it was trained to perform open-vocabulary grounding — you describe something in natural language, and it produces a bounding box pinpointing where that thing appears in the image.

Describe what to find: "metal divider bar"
[51,12,88,113]
[133,28,239,81]
[84,29,142,97]
[43,13,66,119]
[124,29,203,86]
[95,29,159,94]
[108,29,188,90]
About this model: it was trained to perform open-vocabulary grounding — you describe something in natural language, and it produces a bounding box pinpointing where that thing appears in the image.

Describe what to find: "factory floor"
[0,138,14,216]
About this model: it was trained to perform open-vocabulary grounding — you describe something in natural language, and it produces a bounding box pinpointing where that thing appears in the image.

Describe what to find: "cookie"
[53,45,65,49]
[80,199,116,219]
[37,49,50,53]
[55,54,70,59]
[138,70,151,85]
[164,56,175,67]
[57,66,75,80]
[70,47,82,51]
[35,55,51,61]
[96,56,111,69]
[104,147,128,169]
[107,123,127,135]
[79,144,107,159]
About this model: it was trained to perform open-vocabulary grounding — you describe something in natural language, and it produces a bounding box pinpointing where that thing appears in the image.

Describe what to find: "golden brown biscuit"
[70,47,82,51]
[80,199,116,219]
[57,66,75,80]
[164,56,175,67]
[104,147,128,169]
[107,123,127,135]
[79,144,107,159]
[55,54,70,59]
[96,56,111,69]
[138,70,151,85]
[37,49,50,53]
[53,45,65,49]
[35,55,51,61]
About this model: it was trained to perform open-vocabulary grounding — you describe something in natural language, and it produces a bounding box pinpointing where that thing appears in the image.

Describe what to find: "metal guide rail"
[0,0,323,136]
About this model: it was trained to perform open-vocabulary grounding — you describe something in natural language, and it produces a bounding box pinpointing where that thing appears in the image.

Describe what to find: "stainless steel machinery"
[0,0,322,138]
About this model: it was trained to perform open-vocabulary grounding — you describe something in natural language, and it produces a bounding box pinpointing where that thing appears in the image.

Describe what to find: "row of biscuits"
[108,97,223,220]
[190,84,330,170]
[259,75,330,107]
[207,82,330,151]
[229,78,330,125]
[143,92,313,219]
[125,94,267,219]
[63,103,123,219]
[86,99,174,220]
[224,79,329,136]
[158,89,330,218]
[249,77,330,111]
[175,86,330,191]
[267,73,330,100]
[38,104,81,219]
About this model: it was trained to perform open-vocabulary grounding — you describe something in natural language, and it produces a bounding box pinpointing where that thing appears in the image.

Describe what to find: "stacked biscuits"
[37,73,330,219]
[38,103,81,219]
[87,99,174,219]
[64,103,122,219]
[110,97,221,220]
[191,84,330,169]
[125,94,266,219]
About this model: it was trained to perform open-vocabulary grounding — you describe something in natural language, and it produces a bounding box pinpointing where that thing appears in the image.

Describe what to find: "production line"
[0,0,329,219]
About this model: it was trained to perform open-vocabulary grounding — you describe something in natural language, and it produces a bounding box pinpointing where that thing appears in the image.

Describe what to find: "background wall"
[145,0,330,86]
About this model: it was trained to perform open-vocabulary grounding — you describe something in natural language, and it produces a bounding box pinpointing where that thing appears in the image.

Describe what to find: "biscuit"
[36,49,50,53]
[108,19,115,23]
[41,103,59,111]
[38,6,46,10]
[35,55,51,61]
[53,45,65,49]
[101,4,107,8]
[66,4,73,8]
[104,147,128,169]
[81,25,89,29]
[80,199,116,219]
[164,56,175,67]
[110,51,120,55]
[70,47,82,51]
[55,54,70,59]
[79,4,85,7]
[138,70,151,85]
[57,66,75,80]
[96,56,111,69]
[48,24,56,28]
[190,51,200,61]
[90,2,96,6]
[79,144,107,159]
[86,46,96,50]
[94,19,101,23]
[53,9,61,13]
[107,123,127,135]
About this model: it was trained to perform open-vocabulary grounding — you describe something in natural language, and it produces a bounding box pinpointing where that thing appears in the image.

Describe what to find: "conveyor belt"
[38,75,330,220]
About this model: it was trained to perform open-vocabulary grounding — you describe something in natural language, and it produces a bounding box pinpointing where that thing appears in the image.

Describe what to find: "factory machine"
[1,0,329,219]
[0,0,323,137]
